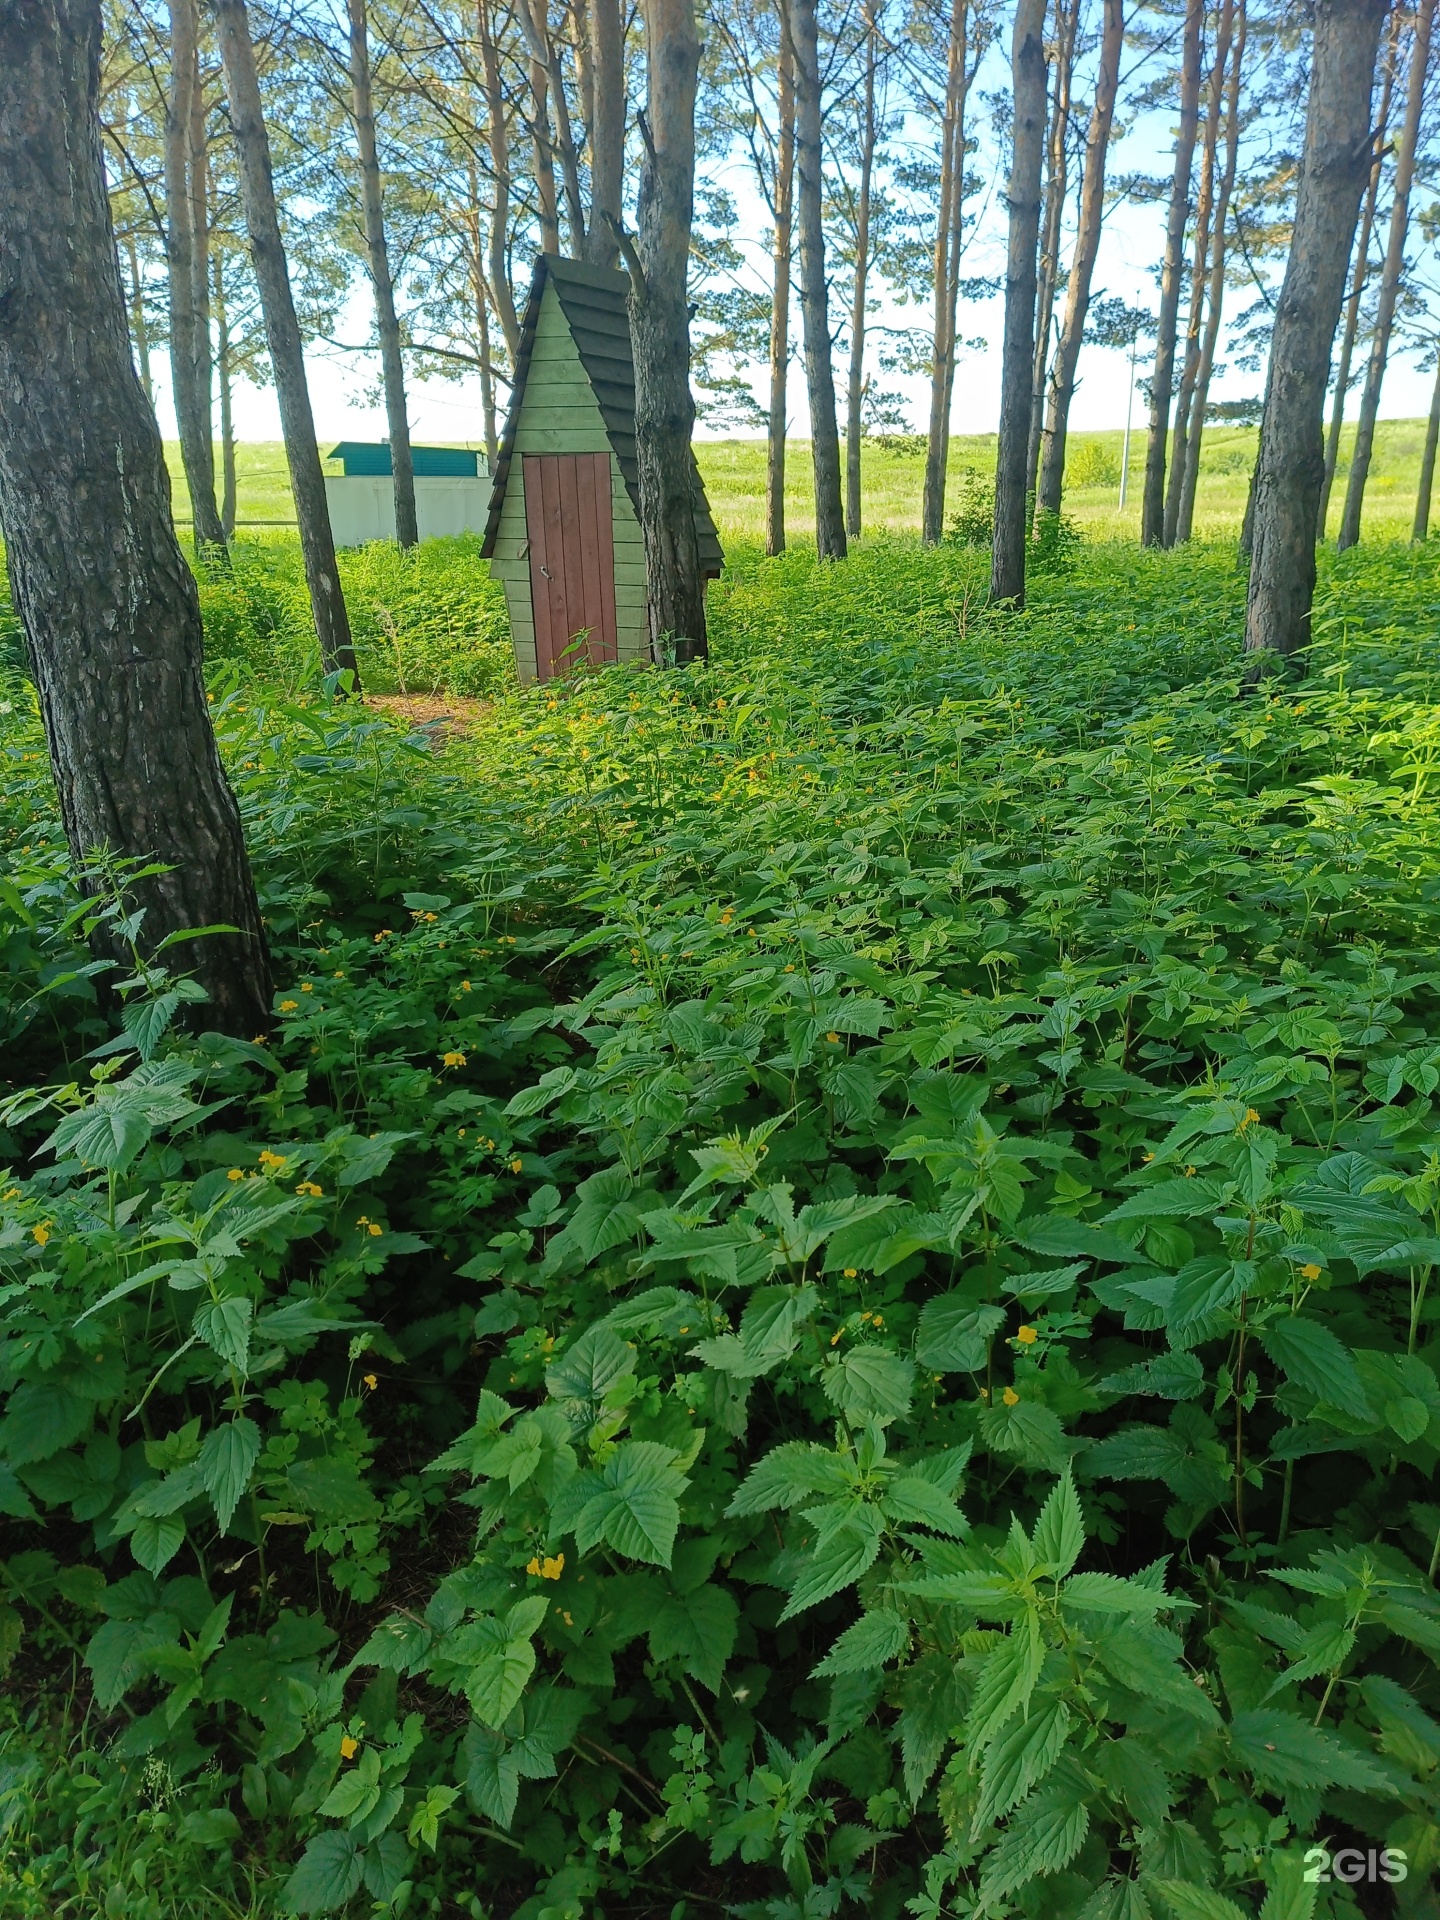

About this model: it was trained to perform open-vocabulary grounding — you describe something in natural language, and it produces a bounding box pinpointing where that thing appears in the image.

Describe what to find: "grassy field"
[171,418,1435,542]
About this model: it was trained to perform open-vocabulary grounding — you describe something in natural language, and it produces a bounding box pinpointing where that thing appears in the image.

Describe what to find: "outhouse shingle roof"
[480,254,723,577]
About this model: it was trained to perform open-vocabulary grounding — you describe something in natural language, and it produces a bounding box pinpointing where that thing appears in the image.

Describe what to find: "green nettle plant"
[2,538,1440,1919]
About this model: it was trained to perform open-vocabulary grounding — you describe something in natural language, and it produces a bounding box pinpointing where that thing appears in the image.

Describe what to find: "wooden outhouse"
[481,255,723,682]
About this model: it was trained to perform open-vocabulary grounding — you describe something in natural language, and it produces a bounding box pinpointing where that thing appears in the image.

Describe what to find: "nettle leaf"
[1151,1884,1251,1920]
[572,1440,688,1567]
[977,1765,1090,1904]
[821,1345,914,1421]
[1103,1177,1225,1222]
[0,1379,91,1465]
[336,1129,415,1187]
[1077,1879,1157,1920]
[1062,1572,1188,1616]
[972,1696,1071,1829]
[86,1609,179,1710]
[1097,1351,1205,1400]
[281,1830,364,1915]
[915,1298,1005,1372]
[967,1611,1045,1749]
[1169,1258,1252,1341]
[977,1397,1070,1471]
[812,1608,911,1677]
[780,1509,885,1621]
[1259,1317,1370,1420]
[1032,1471,1083,1578]
[727,1441,851,1516]
[199,1418,261,1534]
[193,1295,253,1374]
[562,1167,644,1260]
[1228,1707,1390,1792]
[882,1472,967,1536]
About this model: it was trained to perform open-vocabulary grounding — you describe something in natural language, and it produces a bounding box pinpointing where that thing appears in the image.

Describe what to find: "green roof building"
[481,256,722,683]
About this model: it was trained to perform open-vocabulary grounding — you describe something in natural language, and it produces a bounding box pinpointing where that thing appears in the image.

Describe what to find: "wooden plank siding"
[487,281,650,681]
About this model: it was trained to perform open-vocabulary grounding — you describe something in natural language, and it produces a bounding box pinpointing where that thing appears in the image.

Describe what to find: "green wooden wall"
[489,283,649,681]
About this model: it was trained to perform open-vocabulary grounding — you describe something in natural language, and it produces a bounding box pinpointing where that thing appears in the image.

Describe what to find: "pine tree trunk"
[1413,355,1440,542]
[844,2,877,541]
[630,0,707,660]
[1165,0,1232,546]
[1026,0,1077,509]
[921,0,968,546]
[1036,0,1122,518]
[347,0,417,549]
[124,234,154,404]
[766,21,796,558]
[583,0,625,264]
[1337,0,1434,551]
[790,0,846,560]
[477,0,521,360]
[214,0,358,683]
[530,58,561,253]
[0,0,271,1036]
[1319,12,1396,534]
[166,0,226,553]
[214,251,238,538]
[990,0,1047,606]
[1140,0,1202,547]
[1174,0,1246,543]
[1244,0,1388,667]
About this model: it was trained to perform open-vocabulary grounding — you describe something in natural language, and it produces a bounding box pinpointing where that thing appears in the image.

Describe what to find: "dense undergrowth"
[4,537,1440,1918]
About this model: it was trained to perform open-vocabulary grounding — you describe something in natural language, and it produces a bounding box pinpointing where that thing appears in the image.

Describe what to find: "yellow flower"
[300,982,313,993]
[1238,1107,1261,1132]
[1016,1325,1038,1346]
[258,1149,286,1170]
[843,1268,858,1279]
[374,929,392,943]
[363,1373,378,1391]
[227,1168,245,1182]
[826,1031,840,1043]
[339,1735,359,1761]
[32,1224,50,1247]
[295,1180,323,1198]
[1,1188,19,1202]
[252,1034,268,1045]
[442,1050,467,1068]
[460,980,472,992]
[526,1553,565,1580]
[1002,1386,1020,1407]
[784,964,795,973]
[1184,1165,1196,1177]
[1141,1150,1154,1163]
[1300,1262,1323,1281]
[279,999,299,1013]
[333,970,345,978]
[368,1223,382,1237]
[510,1158,524,1173]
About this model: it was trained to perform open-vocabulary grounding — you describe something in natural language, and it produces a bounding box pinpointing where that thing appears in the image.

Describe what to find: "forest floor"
[4,524,1440,1917]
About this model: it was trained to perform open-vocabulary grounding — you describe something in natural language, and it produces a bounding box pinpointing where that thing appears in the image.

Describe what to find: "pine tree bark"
[476,0,522,360]
[1026,0,1078,509]
[1337,0,1434,551]
[766,20,796,558]
[583,0,625,264]
[124,234,154,405]
[790,0,846,559]
[921,0,969,546]
[1165,0,1233,546]
[1036,0,1123,518]
[0,0,271,1036]
[628,0,707,660]
[166,0,227,552]
[213,0,358,683]
[1244,0,1388,667]
[347,0,417,549]
[1319,13,1395,534]
[1140,0,1202,546]
[844,0,878,540]
[1173,0,1245,543]
[990,0,1047,606]
[1414,354,1440,542]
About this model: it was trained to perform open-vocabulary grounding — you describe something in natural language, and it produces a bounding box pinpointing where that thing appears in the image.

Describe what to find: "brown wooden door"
[523,452,619,678]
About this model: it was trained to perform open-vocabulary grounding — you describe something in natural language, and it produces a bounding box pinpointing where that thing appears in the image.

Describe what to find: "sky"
[148,40,1440,451]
